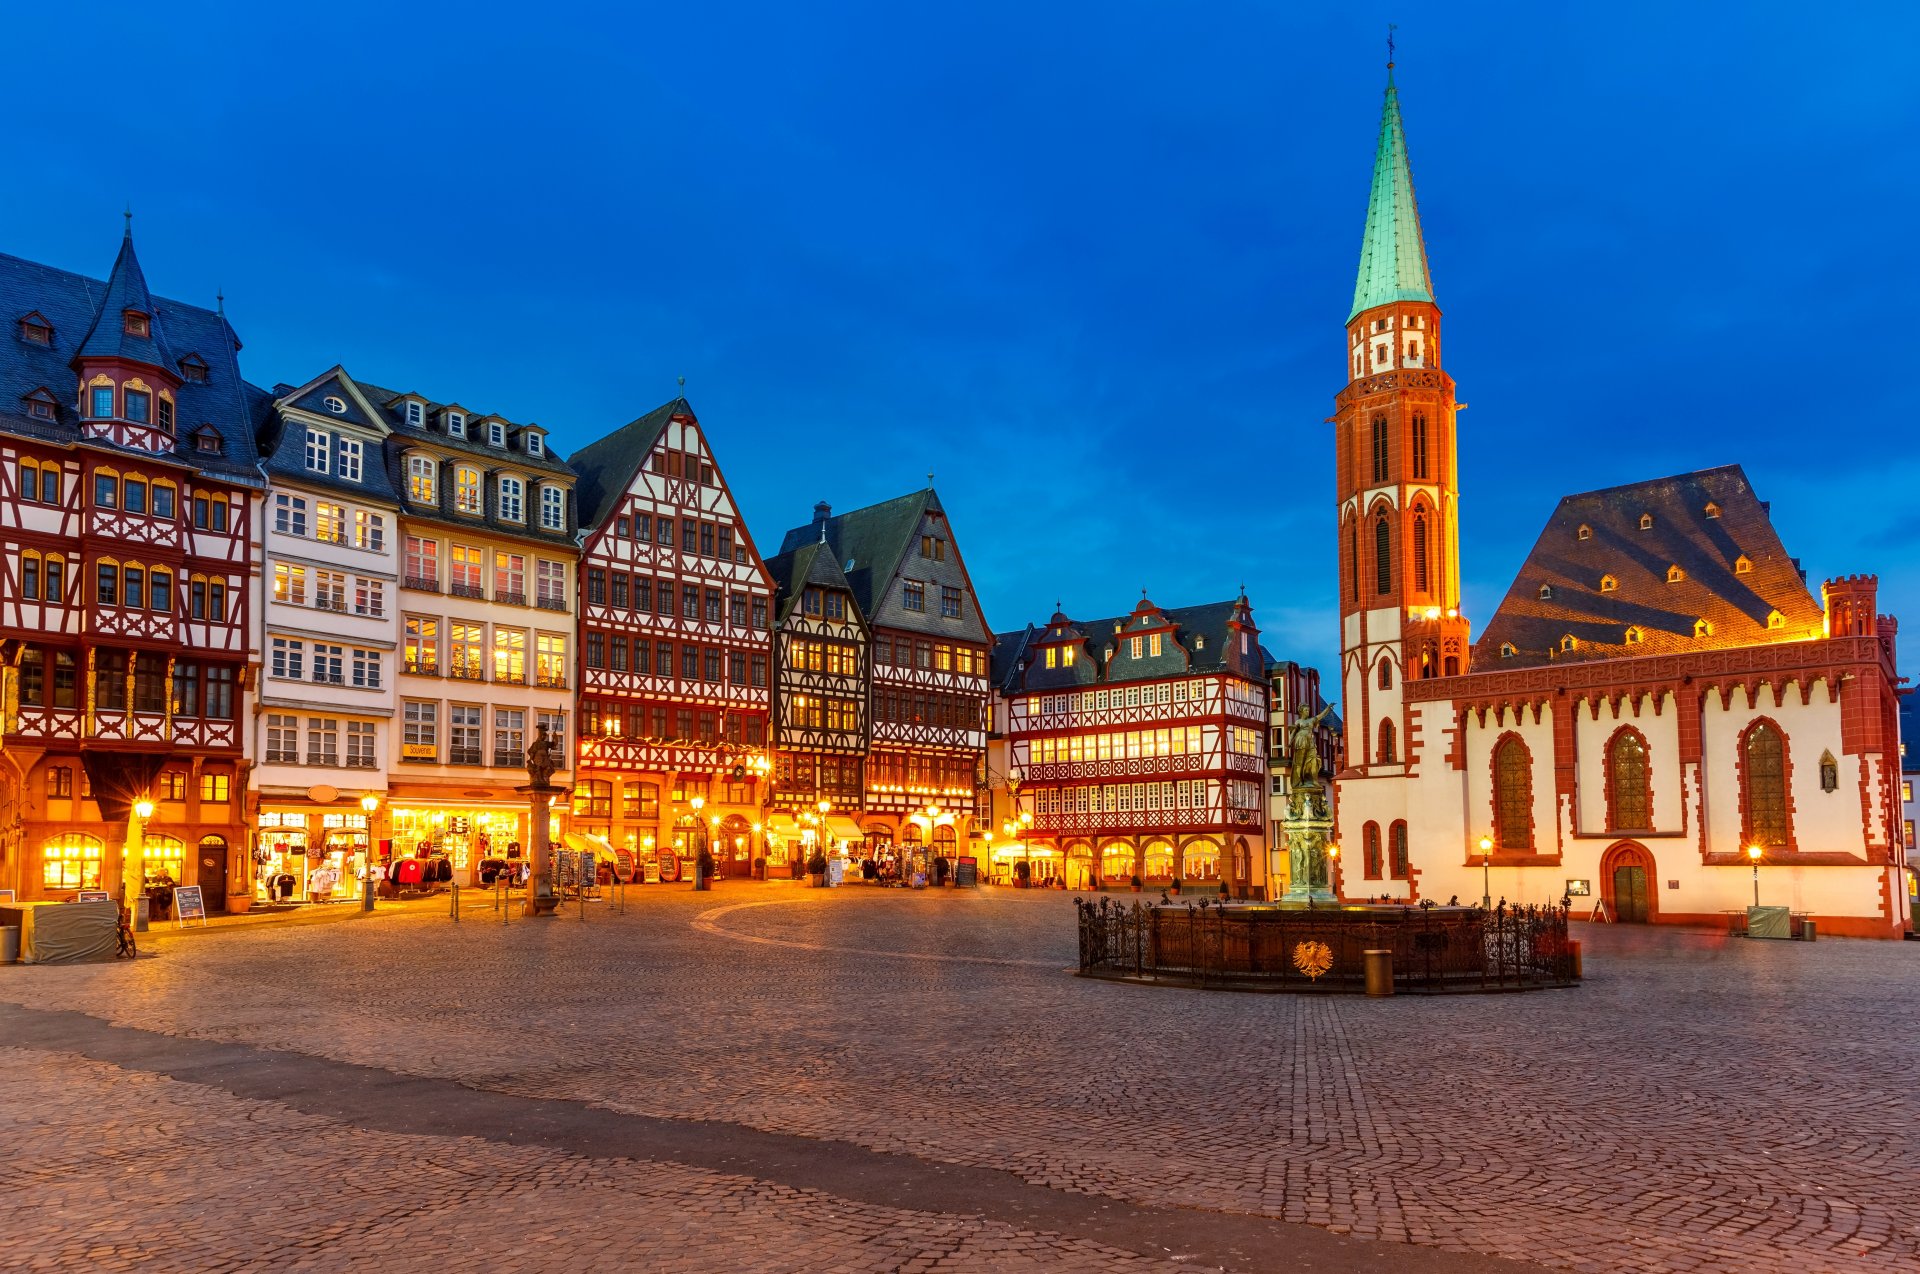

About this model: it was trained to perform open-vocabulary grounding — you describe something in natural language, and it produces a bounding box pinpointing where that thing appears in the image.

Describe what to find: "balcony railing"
[496,591,526,608]
[264,749,299,764]
[449,747,483,765]
[493,750,524,767]
[354,606,385,619]
[406,576,441,593]
[345,756,377,769]
[315,530,346,545]
[305,752,339,766]
[449,663,485,681]
[535,673,567,690]
[314,596,347,613]
[450,582,485,600]
[495,671,527,686]
[312,672,345,685]
[404,659,439,676]
[536,595,568,612]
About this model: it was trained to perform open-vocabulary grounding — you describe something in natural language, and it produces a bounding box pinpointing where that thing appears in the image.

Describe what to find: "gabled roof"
[776,488,933,618]
[765,539,865,626]
[256,369,402,503]
[0,240,262,483]
[77,228,178,370]
[994,597,1260,689]
[566,397,685,530]
[1350,69,1435,321]
[352,377,576,478]
[1475,465,1826,669]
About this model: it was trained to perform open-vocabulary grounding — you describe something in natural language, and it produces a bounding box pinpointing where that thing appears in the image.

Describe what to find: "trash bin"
[0,926,20,964]
[134,895,151,932]
[1800,919,1817,943]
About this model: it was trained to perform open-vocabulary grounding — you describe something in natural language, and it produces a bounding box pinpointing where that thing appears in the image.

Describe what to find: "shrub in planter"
[1170,878,1183,895]
[1130,874,1143,892]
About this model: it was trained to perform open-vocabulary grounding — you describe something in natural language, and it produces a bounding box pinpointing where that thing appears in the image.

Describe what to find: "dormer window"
[1561,634,1578,652]
[28,397,54,420]
[18,313,52,344]
[123,310,150,337]
[445,411,466,439]
[125,388,151,424]
[1735,555,1753,575]
[1638,513,1654,530]
[404,401,424,427]
[1694,618,1713,639]
[1576,523,1592,541]
[178,354,208,383]
[1499,642,1516,659]
[1704,501,1721,519]
[527,432,544,457]
[498,475,524,522]
[1767,610,1786,630]
[323,396,347,415]
[1667,565,1685,583]
[194,427,223,455]
[1599,574,1619,593]
[1624,626,1644,645]
[454,466,482,515]
[488,420,506,448]
[1537,584,1553,600]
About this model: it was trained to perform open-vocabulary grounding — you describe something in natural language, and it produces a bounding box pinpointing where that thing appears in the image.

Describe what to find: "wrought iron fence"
[1075,897,1575,993]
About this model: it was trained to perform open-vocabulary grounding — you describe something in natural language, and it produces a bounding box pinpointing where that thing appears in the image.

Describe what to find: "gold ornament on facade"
[1292,939,1334,981]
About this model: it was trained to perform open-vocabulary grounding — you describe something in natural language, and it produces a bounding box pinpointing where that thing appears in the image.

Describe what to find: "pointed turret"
[1349,69,1434,322]
[77,222,177,372]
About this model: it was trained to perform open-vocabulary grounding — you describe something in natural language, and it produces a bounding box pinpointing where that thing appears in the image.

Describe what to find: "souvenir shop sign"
[173,886,209,926]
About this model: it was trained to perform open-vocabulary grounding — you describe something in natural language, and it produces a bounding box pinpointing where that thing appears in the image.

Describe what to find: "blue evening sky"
[8,2,1916,699]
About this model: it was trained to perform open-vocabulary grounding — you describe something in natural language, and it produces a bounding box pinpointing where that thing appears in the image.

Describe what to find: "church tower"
[1334,63,1468,781]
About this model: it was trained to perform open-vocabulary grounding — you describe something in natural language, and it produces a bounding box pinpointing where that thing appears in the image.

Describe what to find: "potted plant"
[1130,874,1143,893]
[1169,877,1183,897]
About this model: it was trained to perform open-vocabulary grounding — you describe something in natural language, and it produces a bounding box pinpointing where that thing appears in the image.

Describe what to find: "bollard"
[450,883,460,923]
[1363,948,1394,997]
[1568,938,1582,980]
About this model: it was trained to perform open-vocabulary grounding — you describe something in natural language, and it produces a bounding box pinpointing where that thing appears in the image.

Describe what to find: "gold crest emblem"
[1292,939,1334,980]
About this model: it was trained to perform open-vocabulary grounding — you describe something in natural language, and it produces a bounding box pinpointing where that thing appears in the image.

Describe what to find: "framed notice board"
[954,856,979,888]
[173,885,209,926]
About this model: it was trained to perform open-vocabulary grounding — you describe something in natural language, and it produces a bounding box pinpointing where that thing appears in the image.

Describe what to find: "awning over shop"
[563,832,616,856]
[826,816,864,842]
[766,814,800,835]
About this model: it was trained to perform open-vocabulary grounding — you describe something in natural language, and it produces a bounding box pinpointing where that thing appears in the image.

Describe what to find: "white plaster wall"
[1572,693,1683,835]
[1701,678,1856,855]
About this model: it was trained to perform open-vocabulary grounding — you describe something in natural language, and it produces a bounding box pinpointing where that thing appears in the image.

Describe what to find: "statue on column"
[1289,705,1333,791]
[526,723,558,788]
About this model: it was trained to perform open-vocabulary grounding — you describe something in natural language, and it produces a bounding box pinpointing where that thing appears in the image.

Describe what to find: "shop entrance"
[199,836,228,912]
[1602,842,1655,923]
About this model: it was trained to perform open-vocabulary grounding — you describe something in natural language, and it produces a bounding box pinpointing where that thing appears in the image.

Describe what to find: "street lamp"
[1478,836,1494,910]
[1747,843,1763,908]
[360,795,381,911]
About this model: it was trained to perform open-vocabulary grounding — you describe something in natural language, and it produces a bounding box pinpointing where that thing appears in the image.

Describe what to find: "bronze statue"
[1290,705,1334,790]
[525,723,558,789]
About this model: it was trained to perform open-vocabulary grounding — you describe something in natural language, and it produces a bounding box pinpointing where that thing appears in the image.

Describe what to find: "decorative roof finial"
[216,287,225,316]
[927,471,935,488]
[676,375,686,396]
[1387,22,1397,78]
[123,205,133,238]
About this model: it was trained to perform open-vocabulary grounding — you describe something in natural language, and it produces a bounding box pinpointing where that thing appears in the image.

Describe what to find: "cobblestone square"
[2,884,1916,1273]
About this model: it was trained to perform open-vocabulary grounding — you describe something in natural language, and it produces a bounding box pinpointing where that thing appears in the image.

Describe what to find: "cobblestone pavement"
[3,882,1916,1273]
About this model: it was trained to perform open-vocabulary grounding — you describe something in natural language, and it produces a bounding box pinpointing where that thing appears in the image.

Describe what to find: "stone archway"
[1600,841,1657,923]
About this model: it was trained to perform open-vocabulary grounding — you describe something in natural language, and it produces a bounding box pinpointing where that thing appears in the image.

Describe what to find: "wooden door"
[199,839,230,912]
[1611,864,1649,923]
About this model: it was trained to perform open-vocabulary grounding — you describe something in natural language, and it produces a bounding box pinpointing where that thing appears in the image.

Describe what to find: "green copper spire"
[1349,69,1434,322]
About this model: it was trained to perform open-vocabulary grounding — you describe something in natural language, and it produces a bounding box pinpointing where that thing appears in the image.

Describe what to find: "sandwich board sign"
[173,885,209,927]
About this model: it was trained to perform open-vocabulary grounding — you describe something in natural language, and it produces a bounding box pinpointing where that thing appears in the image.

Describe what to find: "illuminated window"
[455,467,482,514]
[1767,610,1786,630]
[1742,722,1788,847]
[1599,574,1618,593]
[1494,737,1532,849]
[41,834,103,891]
[407,456,436,503]
[200,772,231,803]
[1608,731,1651,832]
[1667,564,1685,583]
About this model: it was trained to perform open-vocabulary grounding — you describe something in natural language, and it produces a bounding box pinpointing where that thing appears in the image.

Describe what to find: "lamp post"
[752,822,764,879]
[690,795,709,890]
[1747,843,1763,908]
[126,797,154,926]
[360,795,380,911]
[1478,836,1493,910]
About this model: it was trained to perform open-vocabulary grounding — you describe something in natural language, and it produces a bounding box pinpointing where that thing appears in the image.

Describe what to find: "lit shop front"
[387,803,556,886]
[254,810,372,904]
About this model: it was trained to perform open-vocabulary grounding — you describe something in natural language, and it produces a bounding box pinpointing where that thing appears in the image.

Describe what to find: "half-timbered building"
[776,489,992,859]
[0,230,263,907]
[764,530,871,863]
[366,374,578,884]
[994,595,1272,894]
[569,398,774,879]
[1328,68,1908,935]
[248,368,404,898]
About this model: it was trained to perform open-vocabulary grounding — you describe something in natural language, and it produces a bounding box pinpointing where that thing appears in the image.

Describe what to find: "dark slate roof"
[76,230,177,371]
[0,242,262,483]
[777,489,932,619]
[994,597,1261,690]
[353,377,576,479]
[765,540,866,627]
[566,397,684,531]
[256,370,404,506]
[1475,465,1825,669]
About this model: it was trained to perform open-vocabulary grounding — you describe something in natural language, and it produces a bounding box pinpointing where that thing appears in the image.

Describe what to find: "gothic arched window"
[1493,735,1532,850]
[1413,511,1430,594]
[1377,717,1397,764]
[1411,414,1428,479]
[1374,516,1392,595]
[1742,721,1789,847]
[1371,416,1389,483]
[1348,522,1359,602]
[1377,658,1393,690]
[1607,730,1651,832]
[1389,820,1409,878]
[1363,822,1382,879]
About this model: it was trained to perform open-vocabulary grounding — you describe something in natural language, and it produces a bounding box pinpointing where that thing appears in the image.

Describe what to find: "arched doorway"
[1065,841,1095,889]
[198,835,230,912]
[1601,842,1656,923]
[719,815,752,878]
[1232,838,1252,899]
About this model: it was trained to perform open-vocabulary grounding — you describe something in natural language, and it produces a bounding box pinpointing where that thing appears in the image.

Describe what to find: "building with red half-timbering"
[1330,69,1908,936]
[993,595,1271,895]
[568,398,776,880]
[0,229,263,906]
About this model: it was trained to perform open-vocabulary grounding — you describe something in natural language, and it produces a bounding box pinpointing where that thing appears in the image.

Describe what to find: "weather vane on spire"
[1387,22,1397,69]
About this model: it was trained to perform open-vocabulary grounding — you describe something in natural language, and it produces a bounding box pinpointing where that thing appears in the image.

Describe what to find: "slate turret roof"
[765,539,866,626]
[0,240,261,483]
[1350,68,1435,321]
[777,489,934,619]
[1474,464,1826,669]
